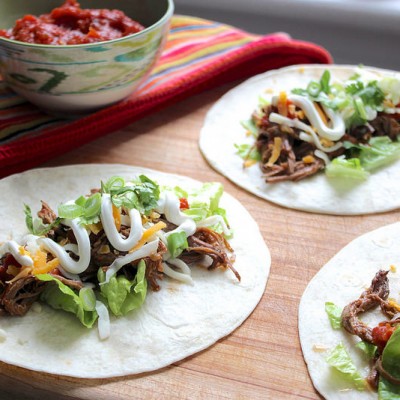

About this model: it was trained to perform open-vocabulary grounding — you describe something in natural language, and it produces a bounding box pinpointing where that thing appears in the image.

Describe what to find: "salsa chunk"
[0,0,144,45]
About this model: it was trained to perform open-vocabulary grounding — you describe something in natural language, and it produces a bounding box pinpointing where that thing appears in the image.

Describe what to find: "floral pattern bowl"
[0,0,174,114]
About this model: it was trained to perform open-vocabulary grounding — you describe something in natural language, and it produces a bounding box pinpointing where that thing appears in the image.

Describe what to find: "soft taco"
[0,164,270,378]
[200,64,400,215]
[299,222,400,399]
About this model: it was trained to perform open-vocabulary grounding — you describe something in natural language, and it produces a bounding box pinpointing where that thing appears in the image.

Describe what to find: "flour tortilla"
[0,164,270,378]
[199,64,400,215]
[299,223,400,399]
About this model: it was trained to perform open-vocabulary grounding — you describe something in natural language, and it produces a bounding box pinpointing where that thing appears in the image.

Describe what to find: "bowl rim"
[0,0,174,49]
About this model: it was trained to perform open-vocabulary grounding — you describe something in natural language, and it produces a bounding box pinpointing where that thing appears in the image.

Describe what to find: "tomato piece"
[372,323,396,352]
[179,198,189,210]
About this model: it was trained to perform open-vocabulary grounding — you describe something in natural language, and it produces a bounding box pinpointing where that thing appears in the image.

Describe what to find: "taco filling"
[332,270,400,395]
[239,68,400,182]
[0,175,239,339]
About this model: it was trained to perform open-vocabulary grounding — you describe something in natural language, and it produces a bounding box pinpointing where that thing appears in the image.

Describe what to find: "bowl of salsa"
[0,0,174,114]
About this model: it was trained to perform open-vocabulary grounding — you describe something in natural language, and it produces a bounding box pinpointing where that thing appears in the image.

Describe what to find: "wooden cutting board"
[0,83,397,400]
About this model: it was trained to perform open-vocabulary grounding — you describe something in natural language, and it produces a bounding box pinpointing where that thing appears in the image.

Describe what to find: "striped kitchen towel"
[0,15,332,177]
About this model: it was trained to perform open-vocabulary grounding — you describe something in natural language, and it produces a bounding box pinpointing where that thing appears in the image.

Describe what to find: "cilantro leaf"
[346,80,384,108]
[105,175,160,216]
[320,70,331,94]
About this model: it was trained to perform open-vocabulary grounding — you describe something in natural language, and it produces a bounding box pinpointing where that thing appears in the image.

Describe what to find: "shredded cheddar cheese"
[9,247,60,279]
[129,221,167,253]
[277,91,288,117]
[302,155,315,164]
[33,258,59,275]
[243,159,258,168]
[31,248,60,275]
[320,138,335,148]
[88,222,103,235]
[267,137,282,166]
[388,299,400,312]
[112,205,121,232]
[313,102,329,125]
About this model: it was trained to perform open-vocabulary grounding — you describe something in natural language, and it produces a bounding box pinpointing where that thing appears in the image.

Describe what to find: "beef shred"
[255,104,400,182]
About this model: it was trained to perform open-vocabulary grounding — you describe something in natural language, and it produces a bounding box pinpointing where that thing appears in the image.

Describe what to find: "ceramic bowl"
[0,0,174,114]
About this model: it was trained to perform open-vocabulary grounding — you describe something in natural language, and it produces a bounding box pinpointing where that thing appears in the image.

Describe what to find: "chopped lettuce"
[326,342,366,391]
[182,182,222,220]
[98,260,147,317]
[379,378,400,400]
[172,186,188,200]
[358,137,400,171]
[240,119,259,138]
[37,274,98,328]
[167,231,188,259]
[161,182,231,236]
[325,156,369,180]
[324,302,342,330]
[382,326,400,380]
[187,182,223,217]
[378,77,400,106]
[355,341,377,360]
[234,143,261,161]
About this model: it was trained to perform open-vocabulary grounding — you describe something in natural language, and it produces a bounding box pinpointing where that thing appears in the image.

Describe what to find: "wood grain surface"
[0,82,396,400]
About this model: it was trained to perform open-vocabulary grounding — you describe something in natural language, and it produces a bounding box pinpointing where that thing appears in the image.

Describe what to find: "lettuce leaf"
[184,182,231,235]
[186,182,223,217]
[98,260,147,317]
[378,378,400,400]
[382,326,400,380]
[325,156,369,180]
[355,341,377,360]
[324,302,342,330]
[37,274,98,328]
[234,143,261,161]
[240,119,259,138]
[358,137,400,171]
[326,342,366,391]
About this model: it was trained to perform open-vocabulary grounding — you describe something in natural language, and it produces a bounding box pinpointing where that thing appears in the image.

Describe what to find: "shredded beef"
[370,115,400,140]
[49,273,83,291]
[37,201,57,225]
[131,241,167,291]
[256,127,325,182]
[185,227,240,281]
[1,276,47,316]
[341,270,390,343]
[255,110,400,182]
[367,356,380,390]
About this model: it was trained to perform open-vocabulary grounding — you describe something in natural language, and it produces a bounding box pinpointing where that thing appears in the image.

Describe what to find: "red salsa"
[0,0,144,45]
[372,322,396,352]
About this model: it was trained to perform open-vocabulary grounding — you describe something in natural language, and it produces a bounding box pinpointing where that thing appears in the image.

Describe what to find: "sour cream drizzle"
[1,190,221,286]
[0,241,33,267]
[271,94,346,152]
[39,218,91,274]
[101,194,142,251]
[156,192,197,283]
